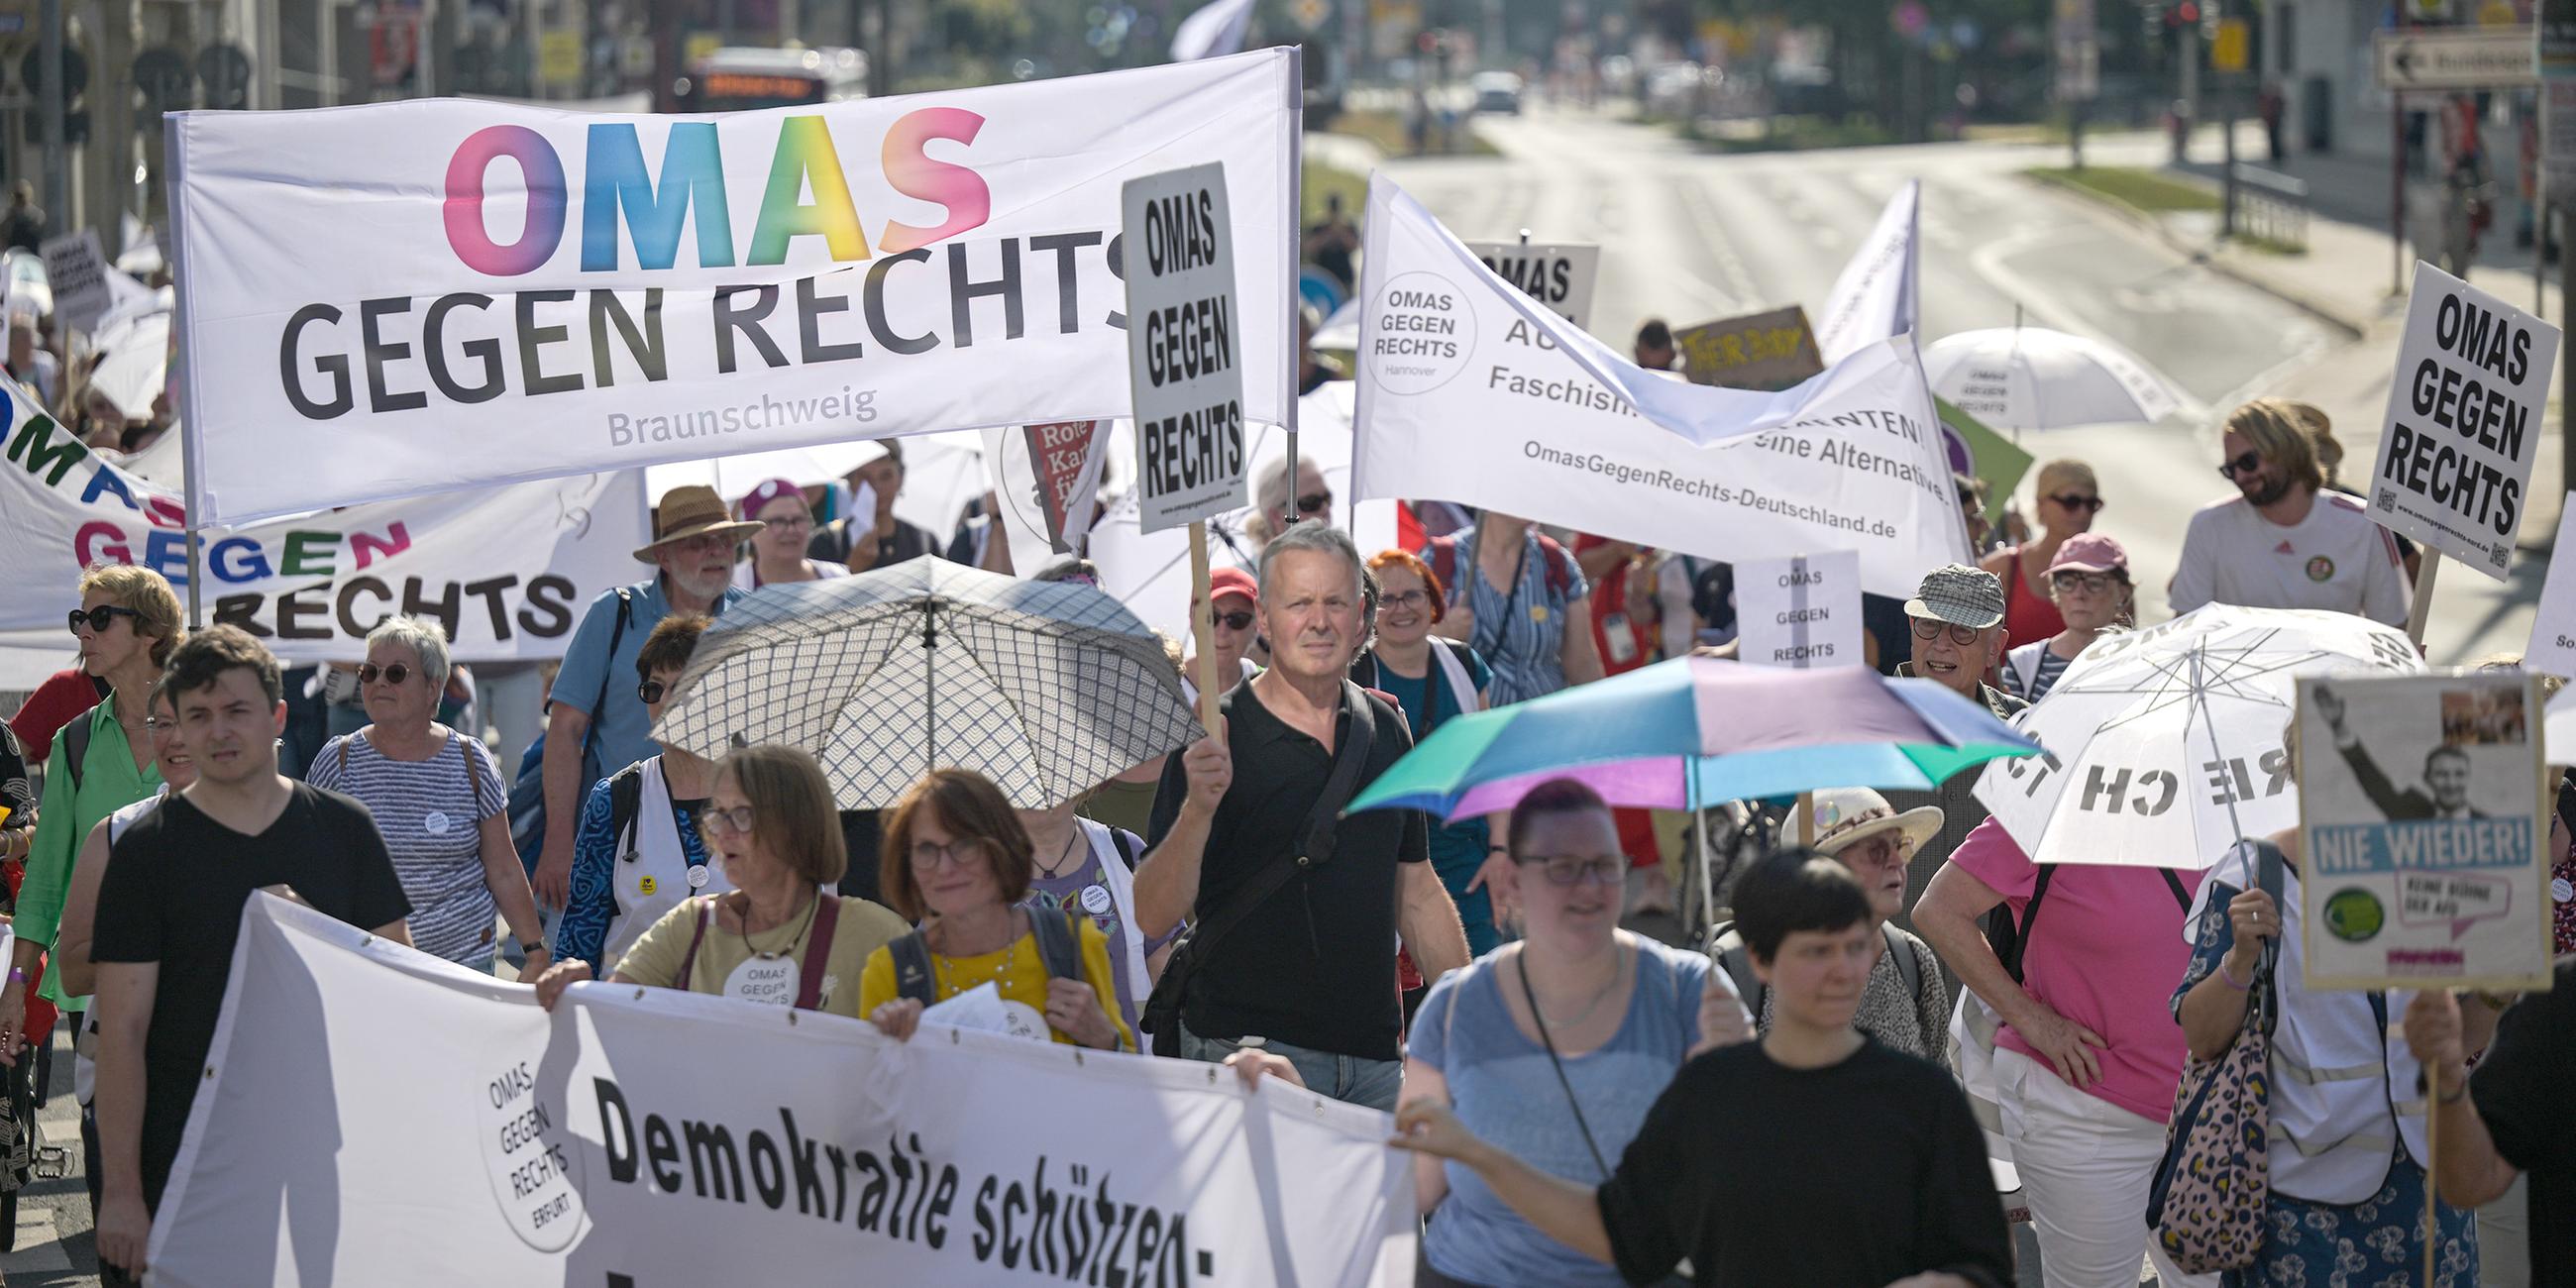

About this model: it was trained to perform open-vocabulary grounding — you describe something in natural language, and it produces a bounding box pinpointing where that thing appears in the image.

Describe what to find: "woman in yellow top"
[862,769,1130,1052]
[532,744,908,1019]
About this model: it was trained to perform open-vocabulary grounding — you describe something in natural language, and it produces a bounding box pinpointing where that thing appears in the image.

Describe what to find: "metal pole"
[2395,91,2408,297]
[2563,204,2576,496]
[1283,45,1304,530]
[38,0,66,229]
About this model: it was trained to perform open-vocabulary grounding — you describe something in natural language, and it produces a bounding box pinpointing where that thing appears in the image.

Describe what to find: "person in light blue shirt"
[530,484,754,910]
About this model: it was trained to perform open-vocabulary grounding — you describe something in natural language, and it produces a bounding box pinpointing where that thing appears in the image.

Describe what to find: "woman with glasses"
[1353,550,1513,954]
[533,744,910,1018]
[1399,778,1750,1288]
[555,614,736,975]
[1981,459,2103,651]
[861,768,1130,1052]
[308,616,547,978]
[2000,534,2135,703]
[734,478,848,590]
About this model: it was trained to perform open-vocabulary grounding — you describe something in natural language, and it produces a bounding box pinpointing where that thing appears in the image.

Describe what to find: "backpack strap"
[1882,922,1922,1003]
[63,713,92,794]
[337,733,351,778]
[1346,650,1380,690]
[890,930,936,1006]
[674,898,714,992]
[577,588,635,769]
[1533,533,1575,601]
[1029,907,1082,983]
[1999,863,2059,985]
[794,896,842,1011]
[1707,921,1767,1025]
[1108,827,1141,872]
[607,763,647,860]
[2159,867,2191,912]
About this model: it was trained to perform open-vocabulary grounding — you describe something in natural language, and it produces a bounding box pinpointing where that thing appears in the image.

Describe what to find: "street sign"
[2374,27,2538,90]
[2211,19,2250,73]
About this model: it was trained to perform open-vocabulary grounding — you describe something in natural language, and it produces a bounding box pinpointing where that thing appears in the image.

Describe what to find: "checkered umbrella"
[652,556,1202,809]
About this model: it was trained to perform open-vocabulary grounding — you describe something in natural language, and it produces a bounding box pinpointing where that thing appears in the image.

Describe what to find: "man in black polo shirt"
[1138,522,1468,1111]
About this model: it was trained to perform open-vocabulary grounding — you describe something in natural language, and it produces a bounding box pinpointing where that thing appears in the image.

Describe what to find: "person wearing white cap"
[734,478,848,590]
[1710,789,1949,1058]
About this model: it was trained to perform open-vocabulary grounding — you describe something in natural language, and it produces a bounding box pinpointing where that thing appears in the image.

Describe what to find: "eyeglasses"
[1295,492,1333,515]
[1908,616,1985,646]
[143,717,177,735]
[909,837,989,871]
[1381,590,1431,610]
[2050,571,2117,594]
[1837,833,1910,868]
[638,679,673,704]
[1214,610,1256,631]
[67,604,142,636]
[2046,493,2104,513]
[356,663,411,686]
[2216,450,2264,482]
[761,514,813,533]
[699,805,756,837]
[1521,854,1628,888]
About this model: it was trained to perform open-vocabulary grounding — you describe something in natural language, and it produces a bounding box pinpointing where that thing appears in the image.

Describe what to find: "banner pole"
[1796,792,1816,847]
[1189,521,1221,737]
[2406,549,2443,648]
[1284,44,1305,535]
[2422,1088,2439,1288]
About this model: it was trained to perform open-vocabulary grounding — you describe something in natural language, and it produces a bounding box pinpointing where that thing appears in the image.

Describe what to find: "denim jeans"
[1174,1022,1403,1112]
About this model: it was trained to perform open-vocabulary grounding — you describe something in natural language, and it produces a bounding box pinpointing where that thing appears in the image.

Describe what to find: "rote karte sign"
[1123,162,1247,533]
[2369,262,2562,580]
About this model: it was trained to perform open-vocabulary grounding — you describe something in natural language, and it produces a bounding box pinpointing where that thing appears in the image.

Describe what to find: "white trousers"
[1994,1048,2220,1288]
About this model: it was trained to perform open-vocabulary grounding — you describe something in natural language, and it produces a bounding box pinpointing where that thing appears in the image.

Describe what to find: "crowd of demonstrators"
[1429,511,1602,706]
[807,440,941,570]
[557,613,732,975]
[1394,849,2014,1288]
[736,477,849,589]
[1137,521,1468,1108]
[537,745,909,1020]
[1401,779,1748,1288]
[1352,549,1513,954]
[2170,398,2410,626]
[1880,564,2026,937]
[2000,534,2132,703]
[862,768,1131,1052]
[1982,459,2103,651]
[307,617,545,978]
[92,627,415,1281]
[1716,789,1948,1059]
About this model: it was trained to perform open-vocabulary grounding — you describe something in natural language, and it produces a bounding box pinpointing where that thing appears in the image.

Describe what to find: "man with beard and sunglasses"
[2170,399,2409,626]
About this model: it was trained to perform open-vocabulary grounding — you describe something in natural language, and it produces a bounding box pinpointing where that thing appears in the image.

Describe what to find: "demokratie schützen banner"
[1,375,647,663]
[149,896,1415,1285]
[167,51,1298,528]
[1348,174,1971,597]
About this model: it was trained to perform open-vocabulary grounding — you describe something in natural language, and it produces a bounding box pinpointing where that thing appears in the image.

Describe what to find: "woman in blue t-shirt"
[1354,550,1510,953]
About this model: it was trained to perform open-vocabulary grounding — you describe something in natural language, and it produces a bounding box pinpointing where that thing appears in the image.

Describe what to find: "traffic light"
[19,44,90,145]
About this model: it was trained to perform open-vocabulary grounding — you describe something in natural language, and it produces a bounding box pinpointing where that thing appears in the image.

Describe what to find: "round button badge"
[687,865,709,890]
[423,810,451,836]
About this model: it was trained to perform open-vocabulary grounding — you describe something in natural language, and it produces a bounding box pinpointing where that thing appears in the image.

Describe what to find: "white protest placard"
[166,52,1298,529]
[148,896,1415,1285]
[2369,261,2563,581]
[39,230,113,334]
[1735,550,1863,668]
[1123,162,1248,533]
[0,376,646,663]
[1349,173,1971,597]
[2524,492,2576,677]
[1815,180,1920,365]
[2298,671,2554,991]
[1460,240,1601,332]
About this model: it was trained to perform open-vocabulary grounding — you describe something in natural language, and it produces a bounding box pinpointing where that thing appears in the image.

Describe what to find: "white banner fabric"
[1814,180,1921,366]
[1348,175,1971,597]
[167,52,1299,528]
[150,896,1415,1285]
[1,376,648,664]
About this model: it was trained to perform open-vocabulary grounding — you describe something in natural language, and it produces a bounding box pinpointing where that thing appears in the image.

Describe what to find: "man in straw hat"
[529,484,759,909]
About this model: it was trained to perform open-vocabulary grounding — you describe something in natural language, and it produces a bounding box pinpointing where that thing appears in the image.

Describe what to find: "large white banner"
[1815,180,1920,365]
[168,52,1300,528]
[1,376,647,664]
[151,896,1414,1285]
[1348,175,1971,597]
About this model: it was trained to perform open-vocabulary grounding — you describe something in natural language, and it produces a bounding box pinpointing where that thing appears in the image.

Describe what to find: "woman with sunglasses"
[734,478,849,590]
[307,616,547,978]
[533,744,910,1018]
[554,614,736,975]
[1400,778,1750,1288]
[1353,550,1514,953]
[1981,459,2103,652]
[861,768,1130,1052]
[2000,534,2135,703]
[3,566,181,1075]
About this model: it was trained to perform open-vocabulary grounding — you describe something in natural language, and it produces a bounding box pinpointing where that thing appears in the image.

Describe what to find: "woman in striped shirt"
[1999,534,2132,704]
[309,616,547,978]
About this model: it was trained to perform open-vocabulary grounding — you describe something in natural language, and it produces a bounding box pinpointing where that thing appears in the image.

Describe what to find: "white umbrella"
[86,309,170,422]
[1973,604,2425,870]
[1921,327,2184,431]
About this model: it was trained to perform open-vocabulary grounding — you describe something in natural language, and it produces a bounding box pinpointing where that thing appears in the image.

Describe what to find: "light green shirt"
[21,696,161,1011]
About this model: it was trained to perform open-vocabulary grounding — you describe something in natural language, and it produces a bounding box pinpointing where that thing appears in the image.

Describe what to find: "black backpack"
[1986,865,2193,984]
[887,907,1085,1005]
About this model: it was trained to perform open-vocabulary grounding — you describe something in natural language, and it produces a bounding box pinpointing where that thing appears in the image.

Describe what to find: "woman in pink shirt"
[1914,816,2213,1288]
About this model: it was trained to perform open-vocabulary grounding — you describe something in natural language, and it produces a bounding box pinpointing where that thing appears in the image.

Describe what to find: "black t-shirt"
[807,516,941,568]
[1597,1036,2010,1288]
[91,783,412,1208]
[2472,957,2575,1286]
[1146,681,1427,1060]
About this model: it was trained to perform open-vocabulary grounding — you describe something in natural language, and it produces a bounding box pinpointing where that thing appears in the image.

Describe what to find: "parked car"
[1471,70,1524,115]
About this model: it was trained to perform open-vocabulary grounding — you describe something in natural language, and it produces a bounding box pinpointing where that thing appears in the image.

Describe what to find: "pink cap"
[738,478,805,521]
[2049,532,2128,574]
[1196,566,1258,608]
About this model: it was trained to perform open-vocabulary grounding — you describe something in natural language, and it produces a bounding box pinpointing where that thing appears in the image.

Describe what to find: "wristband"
[5,968,26,987]
[2217,958,2252,991]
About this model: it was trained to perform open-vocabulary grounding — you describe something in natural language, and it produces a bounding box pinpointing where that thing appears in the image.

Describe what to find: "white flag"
[1815,180,1920,365]
[1348,173,1970,596]
[1171,0,1258,60]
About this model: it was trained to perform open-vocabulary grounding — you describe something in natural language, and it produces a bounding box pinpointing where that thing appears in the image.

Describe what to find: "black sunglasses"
[357,663,411,686]
[1295,492,1332,515]
[2047,492,2104,513]
[67,605,143,636]
[2216,450,2263,482]
[1214,610,1256,631]
[638,679,671,704]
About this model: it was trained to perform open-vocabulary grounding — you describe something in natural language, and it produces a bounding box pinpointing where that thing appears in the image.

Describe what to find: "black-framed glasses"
[1381,590,1432,610]
[909,837,989,870]
[67,604,142,636]
[760,514,813,533]
[357,663,411,686]
[638,679,671,704]
[2216,450,2263,481]
[1213,610,1256,631]
[1521,854,1628,888]
[2046,492,2104,513]
[699,805,756,837]
[2050,571,2116,594]
[1295,492,1333,515]
[1908,616,1984,646]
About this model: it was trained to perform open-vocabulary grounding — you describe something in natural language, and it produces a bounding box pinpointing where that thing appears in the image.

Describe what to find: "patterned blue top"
[559,766,712,970]
[1448,524,1588,707]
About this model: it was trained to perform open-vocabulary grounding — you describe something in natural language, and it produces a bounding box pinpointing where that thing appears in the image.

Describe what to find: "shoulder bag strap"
[675,898,713,992]
[794,896,842,1011]
[64,713,92,794]
[1515,945,1614,1180]
[2159,868,2192,911]
[2003,863,2059,982]
[1882,921,1922,1001]
[1431,639,1480,714]
[337,734,351,778]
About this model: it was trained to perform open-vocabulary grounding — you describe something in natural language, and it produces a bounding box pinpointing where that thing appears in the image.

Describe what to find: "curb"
[2022,169,2373,342]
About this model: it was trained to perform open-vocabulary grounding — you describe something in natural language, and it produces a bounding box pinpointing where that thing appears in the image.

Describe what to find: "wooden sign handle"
[1189,521,1222,737]
[2406,549,2443,649]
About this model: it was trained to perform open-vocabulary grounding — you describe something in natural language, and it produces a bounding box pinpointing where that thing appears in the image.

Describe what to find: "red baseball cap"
[2048,533,2129,574]
[1196,566,1258,609]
